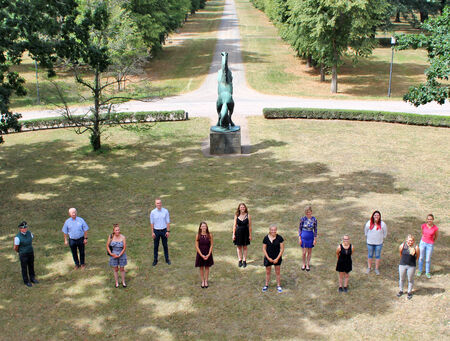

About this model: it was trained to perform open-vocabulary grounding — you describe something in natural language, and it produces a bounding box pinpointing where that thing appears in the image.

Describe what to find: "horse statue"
[215,52,236,131]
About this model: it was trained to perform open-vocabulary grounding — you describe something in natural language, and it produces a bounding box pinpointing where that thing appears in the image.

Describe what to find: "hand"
[232,234,235,241]
[83,238,87,245]
[274,257,280,264]
[113,254,119,258]
[165,231,170,238]
[298,237,302,246]
[64,239,68,246]
[249,235,252,241]
[313,239,316,246]
[268,258,274,263]
[152,232,156,239]
[203,255,208,260]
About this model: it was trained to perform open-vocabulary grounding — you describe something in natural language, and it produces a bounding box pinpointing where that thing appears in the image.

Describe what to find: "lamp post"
[34,60,40,105]
[387,36,396,97]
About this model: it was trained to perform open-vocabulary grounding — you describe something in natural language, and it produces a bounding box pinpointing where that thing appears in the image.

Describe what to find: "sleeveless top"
[236,215,249,229]
[400,243,416,266]
[16,231,33,254]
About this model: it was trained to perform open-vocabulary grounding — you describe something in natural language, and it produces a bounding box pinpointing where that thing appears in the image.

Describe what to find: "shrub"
[263,108,450,127]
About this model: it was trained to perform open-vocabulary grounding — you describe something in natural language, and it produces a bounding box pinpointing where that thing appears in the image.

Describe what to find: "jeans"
[367,243,383,259]
[399,264,415,293]
[154,228,169,262]
[19,252,35,283]
[69,237,85,266]
[418,240,434,273]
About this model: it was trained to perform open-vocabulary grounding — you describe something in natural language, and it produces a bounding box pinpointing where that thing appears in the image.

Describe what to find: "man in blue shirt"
[150,198,171,266]
[62,208,89,269]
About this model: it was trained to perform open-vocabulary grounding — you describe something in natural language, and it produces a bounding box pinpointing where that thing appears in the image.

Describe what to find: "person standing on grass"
[336,235,354,293]
[195,222,214,288]
[150,198,171,266]
[397,234,419,300]
[364,210,387,275]
[417,214,439,279]
[262,225,284,293]
[298,205,317,271]
[62,208,89,269]
[14,221,38,287]
[107,224,127,288]
[232,203,252,268]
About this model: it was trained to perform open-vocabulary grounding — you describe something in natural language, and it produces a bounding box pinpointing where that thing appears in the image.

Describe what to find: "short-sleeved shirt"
[421,224,438,244]
[263,234,284,259]
[150,208,170,230]
[62,217,89,239]
[14,232,34,245]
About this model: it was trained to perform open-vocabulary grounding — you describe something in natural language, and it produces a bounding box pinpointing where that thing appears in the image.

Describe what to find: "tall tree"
[396,5,449,106]
[285,0,389,93]
[0,0,78,143]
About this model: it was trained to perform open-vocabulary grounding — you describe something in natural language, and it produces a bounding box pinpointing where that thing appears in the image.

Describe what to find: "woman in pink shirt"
[417,214,439,279]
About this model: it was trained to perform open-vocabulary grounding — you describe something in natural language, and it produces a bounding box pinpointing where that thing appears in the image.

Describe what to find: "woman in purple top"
[195,222,214,288]
[298,206,317,271]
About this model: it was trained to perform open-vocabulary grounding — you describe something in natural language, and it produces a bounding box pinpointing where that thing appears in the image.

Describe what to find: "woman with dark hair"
[195,222,214,288]
[336,235,354,293]
[232,203,252,267]
[298,205,317,271]
[364,210,387,275]
[107,224,127,288]
[417,214,439,278]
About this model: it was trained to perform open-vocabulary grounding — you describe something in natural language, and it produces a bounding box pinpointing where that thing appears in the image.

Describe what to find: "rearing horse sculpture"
[216,52,235,129]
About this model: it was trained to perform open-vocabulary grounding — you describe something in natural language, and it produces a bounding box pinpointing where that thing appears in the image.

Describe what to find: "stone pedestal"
[210,129,241,154]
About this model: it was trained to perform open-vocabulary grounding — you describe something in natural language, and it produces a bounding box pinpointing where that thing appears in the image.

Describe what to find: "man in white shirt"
[150,198,171,266]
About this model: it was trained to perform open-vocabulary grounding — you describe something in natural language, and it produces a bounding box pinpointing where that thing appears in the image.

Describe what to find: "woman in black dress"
[262,225,284,293]
[336,235,354,293]
[195,221,214,288]
[232,203,252,268]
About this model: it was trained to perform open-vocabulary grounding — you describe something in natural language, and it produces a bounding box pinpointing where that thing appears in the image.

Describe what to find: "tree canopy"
[396,5,449,106]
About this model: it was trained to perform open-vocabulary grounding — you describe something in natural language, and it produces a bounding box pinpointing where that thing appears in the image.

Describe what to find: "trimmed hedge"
[263,108,450,127]
[16,111,187,132]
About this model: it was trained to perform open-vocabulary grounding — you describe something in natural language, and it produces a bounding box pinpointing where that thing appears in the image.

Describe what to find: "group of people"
[13,201,439,299]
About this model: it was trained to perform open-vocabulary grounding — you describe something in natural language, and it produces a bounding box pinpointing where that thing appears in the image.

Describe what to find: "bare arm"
[434,230,439,242]
[262,243,272,262]
[14,244,19,252]
[151,223,156,239]
[415,245,420,260]
[165,223,170,238]
[248,215,252,241]
[206,234,213,259]
[119,236,126,257]
[232,215,237,240]
[106,235,113,256]
[399,243,404,258]
[275,242,284,262]
[336,245,341,259]
[195,235,202,256]
[64,233,69,245]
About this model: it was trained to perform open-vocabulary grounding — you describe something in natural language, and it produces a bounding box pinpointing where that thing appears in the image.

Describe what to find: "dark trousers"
[154,229,169,261]
[19,252,35,283]
[69,237,85,266]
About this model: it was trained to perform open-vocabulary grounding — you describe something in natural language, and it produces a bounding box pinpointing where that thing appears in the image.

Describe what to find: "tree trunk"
[395,11,400,22]
[320,64,326,82]
[331,64,337,93]
[92,67,101,151]
[420,11,428,23]
[306,55,312,68]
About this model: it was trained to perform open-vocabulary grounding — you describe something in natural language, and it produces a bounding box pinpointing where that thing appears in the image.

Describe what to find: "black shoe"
[122,283,127,288]
[243,261,247,268]
[397,291,403,297]
[31,279,39,284]
[343,287,348,293]
[238,260,243,267]
[166,259,171,265]
[338,287,343,293]
[25,282,32,287]
[152,260,158,266]
[407,292,413,300]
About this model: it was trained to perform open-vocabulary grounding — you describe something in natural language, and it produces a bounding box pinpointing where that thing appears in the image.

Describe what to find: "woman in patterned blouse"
[298,205,317,271]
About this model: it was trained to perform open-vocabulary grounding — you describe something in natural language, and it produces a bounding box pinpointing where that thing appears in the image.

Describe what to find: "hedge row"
[16,111,187,132]
[263,108,450,127]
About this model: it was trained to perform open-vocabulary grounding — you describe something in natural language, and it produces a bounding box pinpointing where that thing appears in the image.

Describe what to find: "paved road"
[19,0,449,121]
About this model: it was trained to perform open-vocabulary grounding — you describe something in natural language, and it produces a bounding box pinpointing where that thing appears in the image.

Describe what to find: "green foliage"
[263,107,450,127]
[396,6,449,106]
[16,111,187,132]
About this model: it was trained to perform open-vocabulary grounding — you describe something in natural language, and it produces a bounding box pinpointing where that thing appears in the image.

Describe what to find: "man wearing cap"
[150,198,171,266]
[62,208,89,269]
[14,221,38,287]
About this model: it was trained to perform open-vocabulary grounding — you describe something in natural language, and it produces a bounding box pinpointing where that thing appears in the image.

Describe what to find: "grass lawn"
[0,118,448,340]
[10,0,225,112]
[236,0,429,100]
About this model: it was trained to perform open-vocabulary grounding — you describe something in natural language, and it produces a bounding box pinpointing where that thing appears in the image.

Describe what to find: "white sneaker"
[375,269,380,275]
[366,268,371,274]
[277,286,283,293]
